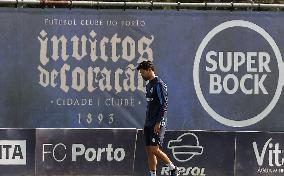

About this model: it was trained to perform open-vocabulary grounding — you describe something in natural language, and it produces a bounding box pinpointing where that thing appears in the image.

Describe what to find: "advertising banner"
[35,128,137,176]
[236,132,284,176]
[134,130,235,176]
[0,129,35,176]
[1,8,284,130]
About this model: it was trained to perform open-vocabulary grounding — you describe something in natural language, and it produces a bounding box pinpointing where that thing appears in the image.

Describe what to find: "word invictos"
[37,30,155,93]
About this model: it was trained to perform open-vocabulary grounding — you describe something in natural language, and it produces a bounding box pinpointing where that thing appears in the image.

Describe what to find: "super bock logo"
[193,20,284,127]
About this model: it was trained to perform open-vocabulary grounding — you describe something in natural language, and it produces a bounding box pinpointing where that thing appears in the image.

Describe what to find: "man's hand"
[154,122,161,134]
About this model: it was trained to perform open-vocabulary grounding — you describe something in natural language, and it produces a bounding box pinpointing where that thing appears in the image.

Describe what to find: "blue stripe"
[157,84,163,105]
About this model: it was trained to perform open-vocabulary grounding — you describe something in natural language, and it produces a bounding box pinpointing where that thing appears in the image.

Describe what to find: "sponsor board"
[134,130,235,176]
[1,9,284,130]
[0,140,26,165]
[193,20,283,128]
[236,132,284,176]
[35,128,136,175]
[0,129,35,176]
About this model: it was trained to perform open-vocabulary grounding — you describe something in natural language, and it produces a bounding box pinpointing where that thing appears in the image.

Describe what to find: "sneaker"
[170,166,180,176]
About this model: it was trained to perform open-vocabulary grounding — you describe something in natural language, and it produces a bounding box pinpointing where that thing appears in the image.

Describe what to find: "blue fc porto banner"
[236,132,284,176]
[1,8,284,130]
[35,129,137,175]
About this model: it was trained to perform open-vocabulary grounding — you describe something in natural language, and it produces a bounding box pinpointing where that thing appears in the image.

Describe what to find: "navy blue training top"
[144,76,168,127]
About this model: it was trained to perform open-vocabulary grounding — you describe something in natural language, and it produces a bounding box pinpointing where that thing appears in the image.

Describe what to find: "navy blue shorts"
[143,126,166,147]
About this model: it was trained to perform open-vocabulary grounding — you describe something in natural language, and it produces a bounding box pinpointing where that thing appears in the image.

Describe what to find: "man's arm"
[155,81,168,124]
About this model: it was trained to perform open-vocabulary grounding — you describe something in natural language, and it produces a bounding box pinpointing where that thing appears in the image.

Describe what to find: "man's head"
[137,60,156,81]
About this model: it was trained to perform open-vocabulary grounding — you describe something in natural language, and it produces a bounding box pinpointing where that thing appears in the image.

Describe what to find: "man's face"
[139,69,151,81]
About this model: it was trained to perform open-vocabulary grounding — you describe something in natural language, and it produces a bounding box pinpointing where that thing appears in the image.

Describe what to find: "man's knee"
[148,146,160,154]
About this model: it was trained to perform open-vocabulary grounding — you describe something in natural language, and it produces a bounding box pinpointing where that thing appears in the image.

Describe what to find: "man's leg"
[145,146,158,171]
[148,145,179,176]
[148,146,171,164]
[144,126,179,176]
[152,126,180,176]
[144,127,158,176]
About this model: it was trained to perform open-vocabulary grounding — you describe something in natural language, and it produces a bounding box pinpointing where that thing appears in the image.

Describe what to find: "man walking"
[137,60,180,176]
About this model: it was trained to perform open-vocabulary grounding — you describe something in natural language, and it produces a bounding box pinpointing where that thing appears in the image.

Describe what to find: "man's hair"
[136,60,155,72]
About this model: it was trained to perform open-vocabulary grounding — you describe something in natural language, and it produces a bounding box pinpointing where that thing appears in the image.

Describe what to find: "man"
[137,60,180,176]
